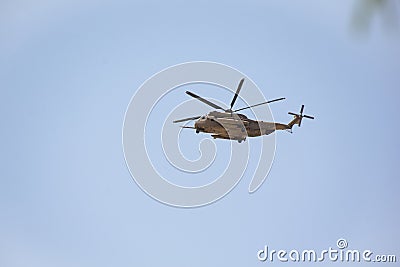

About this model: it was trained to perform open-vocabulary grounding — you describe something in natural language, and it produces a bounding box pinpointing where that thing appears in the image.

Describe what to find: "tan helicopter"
[173,78,314,143]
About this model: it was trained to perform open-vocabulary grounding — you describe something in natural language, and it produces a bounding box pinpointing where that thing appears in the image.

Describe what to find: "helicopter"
[173,78,314,143]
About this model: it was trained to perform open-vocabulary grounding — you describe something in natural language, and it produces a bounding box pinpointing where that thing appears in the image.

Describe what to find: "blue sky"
[1,1,399,266]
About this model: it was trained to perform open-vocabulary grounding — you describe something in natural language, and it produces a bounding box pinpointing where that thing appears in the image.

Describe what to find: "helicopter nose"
[195,119,204,128]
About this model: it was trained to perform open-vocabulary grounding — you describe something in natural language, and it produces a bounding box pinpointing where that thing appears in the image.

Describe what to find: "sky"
[1,0,399,266]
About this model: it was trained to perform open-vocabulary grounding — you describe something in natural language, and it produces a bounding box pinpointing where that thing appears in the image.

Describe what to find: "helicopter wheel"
[196,129,199,134]
[238,140,242,143]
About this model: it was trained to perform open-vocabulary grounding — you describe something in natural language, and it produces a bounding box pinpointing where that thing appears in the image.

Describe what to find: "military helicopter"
[173,78,314,143]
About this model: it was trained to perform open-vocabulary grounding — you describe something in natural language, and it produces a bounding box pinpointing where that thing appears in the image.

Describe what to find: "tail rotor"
[288,105,314,127]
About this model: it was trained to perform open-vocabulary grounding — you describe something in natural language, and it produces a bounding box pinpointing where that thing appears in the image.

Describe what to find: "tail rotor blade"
[300,105,305,115]
[230,78,245,110]
[303,115,315,119]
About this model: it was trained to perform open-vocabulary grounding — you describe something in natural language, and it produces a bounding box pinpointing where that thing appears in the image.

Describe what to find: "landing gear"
[196,129,199,134]
[237,137,246,143]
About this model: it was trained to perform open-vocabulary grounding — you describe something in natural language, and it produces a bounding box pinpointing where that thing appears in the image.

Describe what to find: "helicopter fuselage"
[193,111,286,142]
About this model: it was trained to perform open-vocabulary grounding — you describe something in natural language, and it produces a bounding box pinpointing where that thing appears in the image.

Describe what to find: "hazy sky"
[1,1,399,266]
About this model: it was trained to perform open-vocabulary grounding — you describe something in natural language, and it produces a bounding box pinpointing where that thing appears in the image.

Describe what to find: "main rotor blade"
[173,116,201,123]
[303,115,315,119]
[230,78,245,110]
[186,91,225,110]
[233,97,286,112]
